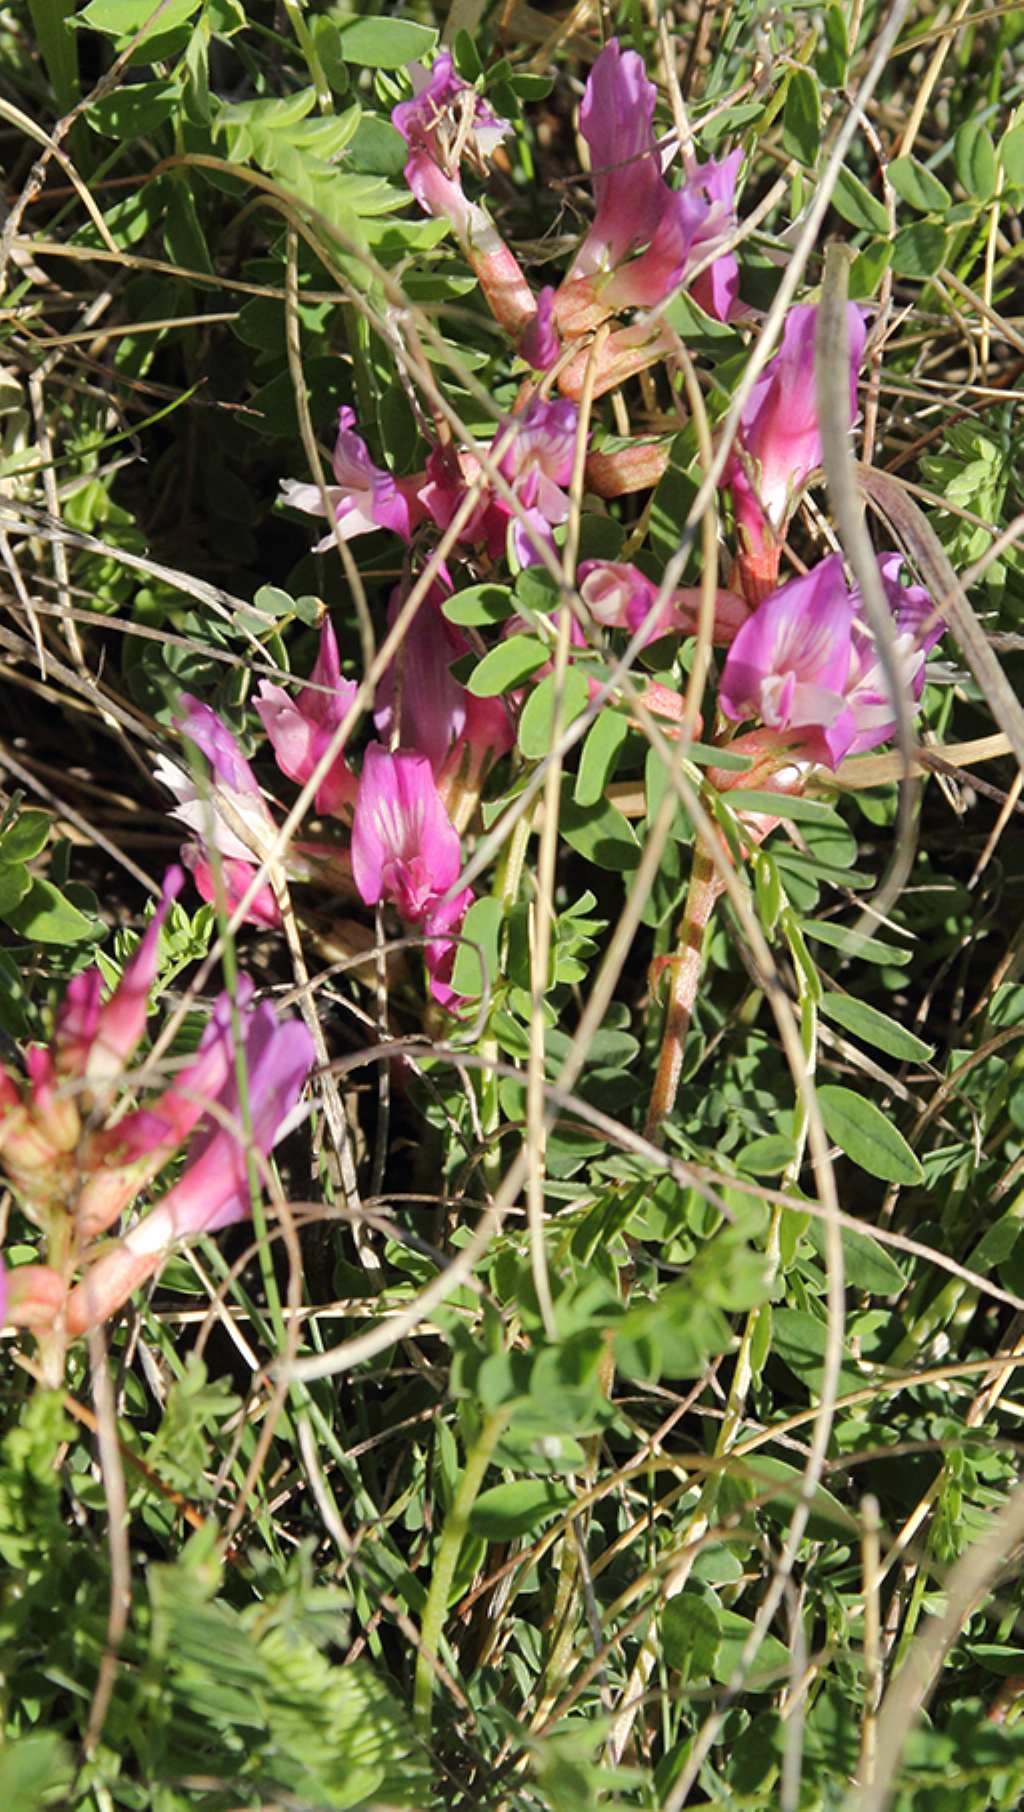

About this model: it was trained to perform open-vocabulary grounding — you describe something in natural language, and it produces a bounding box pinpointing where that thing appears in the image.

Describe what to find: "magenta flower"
[393,53,510,222]
[726,303,868,554]
[686,151,744,322]
[280,407,426,550]
[374,584,512,779]
[554,40,741,334]
[75,982,258,1238]
[351,744,472,1002]
[65,990,315,1336]
[570,39,668,283]
[521,285,559,371]
[422,396,579,567]
[256,620,359,817]
[719,554,857,765]
[719,551,940,769]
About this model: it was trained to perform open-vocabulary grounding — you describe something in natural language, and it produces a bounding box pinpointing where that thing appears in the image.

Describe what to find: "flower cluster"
[281,394,579,571]
[0,868,314,1356]
[389,37,742,393]
[3,31,956,1374]
[156,35,946,1019]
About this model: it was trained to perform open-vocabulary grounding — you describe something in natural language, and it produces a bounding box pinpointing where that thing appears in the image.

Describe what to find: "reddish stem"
[645,841,720,1140]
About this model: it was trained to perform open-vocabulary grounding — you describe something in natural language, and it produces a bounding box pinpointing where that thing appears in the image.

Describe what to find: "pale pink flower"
[159,696,284,928]
[579,561,751,646]
[280,407,426,550]
[255,619,359,816]
[843,555,943,756]
[392,53,511,209]
[421,396,579,567]
[391,54,539,340]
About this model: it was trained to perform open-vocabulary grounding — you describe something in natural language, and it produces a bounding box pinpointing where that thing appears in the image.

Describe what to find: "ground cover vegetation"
[1,0,1024,1805]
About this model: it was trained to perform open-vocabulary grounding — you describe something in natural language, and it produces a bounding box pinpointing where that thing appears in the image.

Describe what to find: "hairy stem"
[645,838,721,1138]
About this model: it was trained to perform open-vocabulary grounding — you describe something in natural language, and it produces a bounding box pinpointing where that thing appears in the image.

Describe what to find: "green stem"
[280,0,330,112]
[708,925,818,1476]
[414,1408,510,1735]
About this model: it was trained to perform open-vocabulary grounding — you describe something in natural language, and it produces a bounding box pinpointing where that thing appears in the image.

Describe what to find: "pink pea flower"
[65,991,315,1337]
[686,151,743,321]
[374,584,513,779]
[521,285,559,372]
[351,743,473,1002]
[75,980,260,1238]
[570,39,668,284]
[280,407,426,550]
[554,40,741,336]
[726,303,868,557]
[352,743,462,921]
[0,870,182,1203]
[579,561,751,646]
[719,554,857,766]
[392,54,538,340]
[421,396,579,568]
[255,619,359,817]
[843,554,943,757]
[157,696,284,928]
[55,867,182,1094]
[477,397,579,565]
